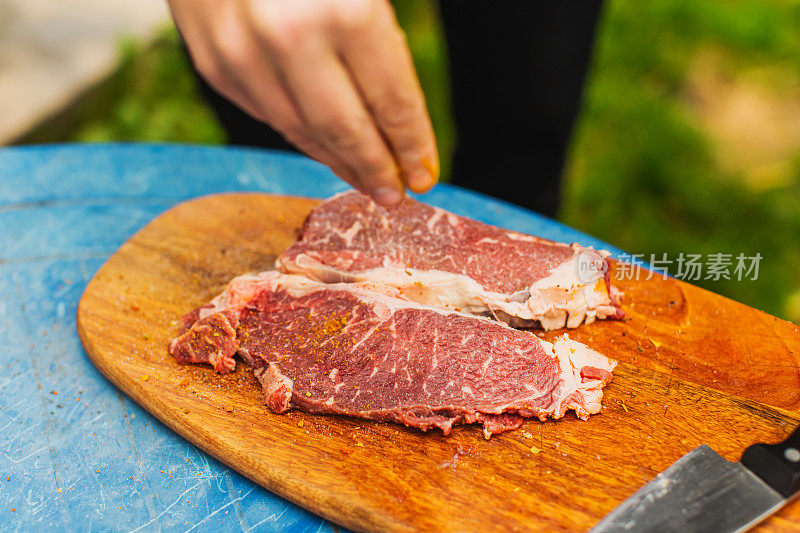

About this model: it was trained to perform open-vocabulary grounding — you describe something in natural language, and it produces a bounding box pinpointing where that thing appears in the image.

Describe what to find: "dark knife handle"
[741,425,800,498]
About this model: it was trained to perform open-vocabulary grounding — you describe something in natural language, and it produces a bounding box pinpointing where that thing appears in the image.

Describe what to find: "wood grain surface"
[77,193,800,532]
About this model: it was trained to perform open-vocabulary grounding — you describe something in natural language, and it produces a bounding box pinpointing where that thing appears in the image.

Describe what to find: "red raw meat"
[277,192,622,330]
[170,272,616,438]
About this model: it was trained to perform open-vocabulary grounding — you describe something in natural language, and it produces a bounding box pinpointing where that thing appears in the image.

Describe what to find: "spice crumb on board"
[649,337,662,348]
[530,446,541,454]
[141,375,149,381]
[297,420,304,428]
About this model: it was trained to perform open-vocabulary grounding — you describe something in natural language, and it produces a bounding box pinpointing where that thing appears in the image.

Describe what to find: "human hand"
[167,0,439,205]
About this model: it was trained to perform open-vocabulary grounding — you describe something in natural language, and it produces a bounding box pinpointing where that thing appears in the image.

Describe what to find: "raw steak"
[169,272,616,438]
[277,192,622,330]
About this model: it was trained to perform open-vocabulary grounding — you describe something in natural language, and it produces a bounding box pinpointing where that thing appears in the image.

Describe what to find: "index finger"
[336,6,439,193]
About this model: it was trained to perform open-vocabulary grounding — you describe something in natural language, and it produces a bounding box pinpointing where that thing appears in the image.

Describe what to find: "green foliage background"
[20,0,800,323]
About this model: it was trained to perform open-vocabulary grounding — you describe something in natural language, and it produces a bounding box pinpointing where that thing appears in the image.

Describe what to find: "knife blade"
[591,425,800,533]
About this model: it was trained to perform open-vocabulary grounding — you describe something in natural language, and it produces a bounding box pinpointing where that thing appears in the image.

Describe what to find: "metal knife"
[591,425,800,533]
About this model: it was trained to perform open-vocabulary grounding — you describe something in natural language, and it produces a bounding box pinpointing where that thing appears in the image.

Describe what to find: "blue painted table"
[0,144,623,532]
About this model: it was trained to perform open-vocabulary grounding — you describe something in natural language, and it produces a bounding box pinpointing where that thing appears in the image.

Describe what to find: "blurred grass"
[563,0,800,321]
[19,31,226,145]
[18,0,800,322]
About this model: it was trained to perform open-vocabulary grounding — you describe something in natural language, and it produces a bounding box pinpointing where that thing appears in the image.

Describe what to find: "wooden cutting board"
[77,193,800,532]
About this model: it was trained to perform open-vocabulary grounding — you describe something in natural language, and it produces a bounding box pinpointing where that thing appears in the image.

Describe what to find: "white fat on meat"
[546,335,616,418]
[278,249,617,330]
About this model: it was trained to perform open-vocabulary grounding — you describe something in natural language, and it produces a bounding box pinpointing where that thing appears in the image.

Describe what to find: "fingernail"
[373,187,403,206]
[407,169,434,193]
[407,156,439,193]
[421,156,439,180]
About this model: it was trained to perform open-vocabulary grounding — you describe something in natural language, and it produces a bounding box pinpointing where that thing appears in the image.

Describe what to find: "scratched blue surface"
[0,143,623,532]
